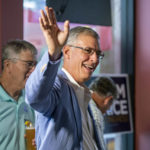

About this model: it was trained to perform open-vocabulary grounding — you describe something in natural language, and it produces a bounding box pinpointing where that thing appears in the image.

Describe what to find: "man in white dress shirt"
[25,6,105,150]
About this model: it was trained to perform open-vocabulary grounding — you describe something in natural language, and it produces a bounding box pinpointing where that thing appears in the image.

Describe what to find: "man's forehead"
[76,34,99,46]
[19,50,35,59]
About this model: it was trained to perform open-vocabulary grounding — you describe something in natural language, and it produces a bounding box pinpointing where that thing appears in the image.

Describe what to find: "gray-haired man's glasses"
[9,58,37,67]
[68,45,104,59]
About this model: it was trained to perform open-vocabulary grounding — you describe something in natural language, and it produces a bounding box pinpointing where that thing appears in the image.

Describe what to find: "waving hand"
[39,6,70,60]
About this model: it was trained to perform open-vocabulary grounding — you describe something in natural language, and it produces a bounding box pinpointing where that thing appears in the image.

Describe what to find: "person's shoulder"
[89,99,97,107]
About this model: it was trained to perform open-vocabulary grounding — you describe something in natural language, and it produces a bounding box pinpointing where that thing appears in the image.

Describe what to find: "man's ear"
[63,45,71,59]
[3,60,10,69]
[3,59,13,74]
[91,91,102,105]
[104,95,113,105]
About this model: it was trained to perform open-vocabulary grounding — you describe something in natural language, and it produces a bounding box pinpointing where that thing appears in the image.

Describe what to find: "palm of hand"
[39,7,69,57]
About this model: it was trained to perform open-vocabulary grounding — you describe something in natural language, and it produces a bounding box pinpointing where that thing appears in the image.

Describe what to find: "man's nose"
[90,52,99,63]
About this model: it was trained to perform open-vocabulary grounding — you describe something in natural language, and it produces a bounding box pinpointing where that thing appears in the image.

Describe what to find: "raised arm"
[39,6,70,60]
[25,7,69,115]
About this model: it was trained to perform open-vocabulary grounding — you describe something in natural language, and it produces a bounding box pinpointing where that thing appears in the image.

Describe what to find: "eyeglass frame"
[68,44,104,59]
[8,58,37,67]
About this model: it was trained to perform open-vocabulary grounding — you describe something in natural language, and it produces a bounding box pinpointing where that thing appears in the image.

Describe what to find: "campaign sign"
[86,74,133,134]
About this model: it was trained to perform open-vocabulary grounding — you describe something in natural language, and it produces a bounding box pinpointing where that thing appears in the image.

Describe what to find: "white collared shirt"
[62,68,98,150]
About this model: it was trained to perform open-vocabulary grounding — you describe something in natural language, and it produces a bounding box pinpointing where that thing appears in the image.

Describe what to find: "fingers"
[39,7,58,29]
[45,7,53,25]
[40,9,49,26]
[49,7,57,25]
[43,6,57,26]
[32,138,36,147]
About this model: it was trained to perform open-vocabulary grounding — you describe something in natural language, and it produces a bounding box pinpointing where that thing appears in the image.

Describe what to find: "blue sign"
[86,74,133,134]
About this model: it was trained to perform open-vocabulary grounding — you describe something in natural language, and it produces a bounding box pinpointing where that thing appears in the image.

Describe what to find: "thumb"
[64,20,70,36]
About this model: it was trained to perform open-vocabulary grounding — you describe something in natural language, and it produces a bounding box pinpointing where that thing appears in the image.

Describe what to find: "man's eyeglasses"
[9,58,37,67]
[68,45,104,59]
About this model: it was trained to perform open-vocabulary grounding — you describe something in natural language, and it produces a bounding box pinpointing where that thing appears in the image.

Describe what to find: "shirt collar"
[62,68,91,102]
[0,85,24,103]
[62,68,81,88]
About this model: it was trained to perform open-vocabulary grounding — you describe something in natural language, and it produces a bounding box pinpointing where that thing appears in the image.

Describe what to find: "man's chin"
[82,75,91,83]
